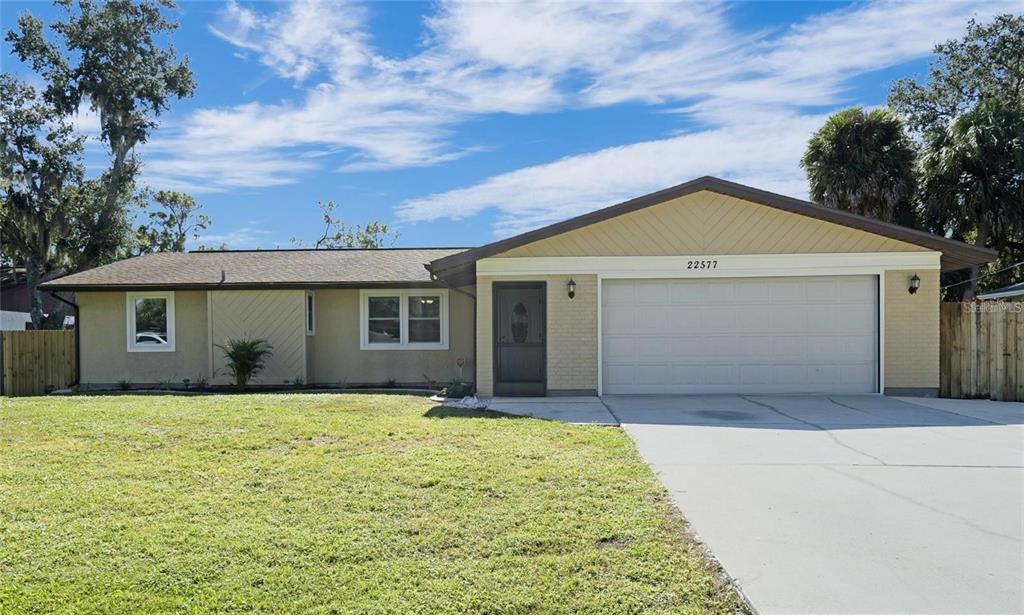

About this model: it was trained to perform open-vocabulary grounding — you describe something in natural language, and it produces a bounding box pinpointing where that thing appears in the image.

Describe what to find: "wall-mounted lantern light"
[908,273,921,295]
[567,278,577,299]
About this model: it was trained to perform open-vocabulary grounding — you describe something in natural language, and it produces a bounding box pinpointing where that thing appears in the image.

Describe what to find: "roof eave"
[427,176,997,274]
[39,280,445,292]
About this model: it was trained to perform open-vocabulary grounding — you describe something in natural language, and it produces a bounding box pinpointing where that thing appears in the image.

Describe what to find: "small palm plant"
[216,337,273,390]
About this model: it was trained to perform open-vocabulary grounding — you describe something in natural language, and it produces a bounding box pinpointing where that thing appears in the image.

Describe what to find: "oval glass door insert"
[511,302,529,343]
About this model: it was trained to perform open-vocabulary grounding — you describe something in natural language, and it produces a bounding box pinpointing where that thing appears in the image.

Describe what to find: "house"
[42,177,995,396]
[1,267,74,330]
[976,282,1024,301]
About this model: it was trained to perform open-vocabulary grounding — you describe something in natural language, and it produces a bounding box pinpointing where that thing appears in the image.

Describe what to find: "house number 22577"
[686,259,718,269]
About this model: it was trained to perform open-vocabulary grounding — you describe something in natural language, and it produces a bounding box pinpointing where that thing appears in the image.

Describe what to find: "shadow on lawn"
[423,406,529,420]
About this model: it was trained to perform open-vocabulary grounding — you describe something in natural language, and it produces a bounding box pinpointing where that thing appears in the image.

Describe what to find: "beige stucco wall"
[884,269,940,391]
[209,290,307,386]
[476,275,598,396]
[78,290,209,385]
[307,287,475,386]
[503,191,928,257]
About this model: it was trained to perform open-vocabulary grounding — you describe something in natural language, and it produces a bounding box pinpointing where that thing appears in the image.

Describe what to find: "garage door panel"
[733,280,770,302]
[672,365,704,385]
[767,307,804,334]
[842,363,876,385]
[602,282,635,306]
[703,283,735,303]
[669,283,706,304]
[603,309,635,335]
[768,280,807,303]
[771,336,804,359]
[604,364,637,386]
[634,365,675,385]
[604,336,637,360]
[739,364,773,385]
[602,276,878,394]
[805,278,850,302]
[633,280,671,304]
[804,364,842,385]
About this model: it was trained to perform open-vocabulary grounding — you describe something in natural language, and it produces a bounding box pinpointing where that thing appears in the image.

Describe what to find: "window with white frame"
[360,289,449,350]
[126,291,175,352]
[305,290,315,335]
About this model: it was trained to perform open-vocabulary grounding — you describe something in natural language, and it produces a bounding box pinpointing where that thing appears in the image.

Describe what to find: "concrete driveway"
[606,395,1024,615]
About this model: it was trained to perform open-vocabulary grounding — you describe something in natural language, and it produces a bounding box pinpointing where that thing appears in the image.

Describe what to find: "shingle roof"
[41,248,469,291]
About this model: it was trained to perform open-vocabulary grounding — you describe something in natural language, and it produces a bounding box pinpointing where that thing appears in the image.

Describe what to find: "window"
[126,292,175,352]
[306,291,315,336]
[360,289,449,350]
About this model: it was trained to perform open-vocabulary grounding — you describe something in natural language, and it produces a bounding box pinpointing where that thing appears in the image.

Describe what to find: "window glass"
[306,293,314,334]
[408,295,441,343]
[408,295,440,318]
[134,297,168,345]
[369,296,399,318]
[511,302,529,343]
[368,296,401,343]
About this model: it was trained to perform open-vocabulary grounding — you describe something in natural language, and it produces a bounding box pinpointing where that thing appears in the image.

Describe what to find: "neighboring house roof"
[41,248,469,291]
[976,282,1024,300]
[427,176,997,282]
[1,268,71,313]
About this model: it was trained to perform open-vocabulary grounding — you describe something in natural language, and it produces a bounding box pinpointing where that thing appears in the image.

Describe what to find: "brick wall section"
[884,269,940,389]
[547,274,598,392]
[476,274,598,396]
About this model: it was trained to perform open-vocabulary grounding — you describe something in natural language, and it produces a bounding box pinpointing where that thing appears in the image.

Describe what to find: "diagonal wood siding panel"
[501,191,929,257]
[210,290,306,385]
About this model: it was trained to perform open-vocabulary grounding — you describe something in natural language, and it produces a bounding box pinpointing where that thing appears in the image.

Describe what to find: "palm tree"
[216,337,274,390]
[919,97,1024,299]
[801,107,918,226]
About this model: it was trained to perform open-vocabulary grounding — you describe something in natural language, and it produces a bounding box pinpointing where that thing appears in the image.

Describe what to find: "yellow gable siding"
[500,191,929,257]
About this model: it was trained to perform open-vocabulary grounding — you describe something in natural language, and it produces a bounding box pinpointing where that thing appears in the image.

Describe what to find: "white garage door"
[601,276,878,394]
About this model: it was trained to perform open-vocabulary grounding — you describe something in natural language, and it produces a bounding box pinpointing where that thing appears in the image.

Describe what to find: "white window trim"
[126,291,176,353]
[359,288,449,350]
[305,290,315,336]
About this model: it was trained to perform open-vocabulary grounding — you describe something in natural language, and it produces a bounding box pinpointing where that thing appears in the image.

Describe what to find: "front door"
[493,282,546,396]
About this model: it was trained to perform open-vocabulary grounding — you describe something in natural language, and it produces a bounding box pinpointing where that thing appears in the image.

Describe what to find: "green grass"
[0,394,743,614]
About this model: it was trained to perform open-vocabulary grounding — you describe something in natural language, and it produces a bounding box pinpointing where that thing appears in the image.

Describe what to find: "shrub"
[117,380,132,391]
[216,337,273,390]
[442,378,473,399]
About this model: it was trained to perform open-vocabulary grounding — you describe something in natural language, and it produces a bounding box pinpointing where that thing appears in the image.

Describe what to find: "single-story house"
[42,177,995,396]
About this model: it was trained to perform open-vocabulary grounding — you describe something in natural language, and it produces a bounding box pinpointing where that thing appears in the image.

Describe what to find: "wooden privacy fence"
[941,302,1024,401]
[1,330,76,397]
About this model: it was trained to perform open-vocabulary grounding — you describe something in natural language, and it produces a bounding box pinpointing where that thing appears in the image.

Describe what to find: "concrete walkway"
[484,396,617,424]
[608,394,1024,614]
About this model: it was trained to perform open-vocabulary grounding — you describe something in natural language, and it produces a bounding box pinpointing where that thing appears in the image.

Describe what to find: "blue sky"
[3,0,1020,249]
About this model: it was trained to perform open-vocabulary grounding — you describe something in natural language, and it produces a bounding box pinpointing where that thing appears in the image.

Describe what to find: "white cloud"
[142,0,733,190]
[394,0,1022,234]
[208,0,371,83]
[142,0,1022,216]
[191,225,275,249]
[397,114,824,235]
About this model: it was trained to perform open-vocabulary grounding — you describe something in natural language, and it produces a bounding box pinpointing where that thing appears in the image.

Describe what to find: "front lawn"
[0,394,742,614]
